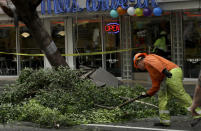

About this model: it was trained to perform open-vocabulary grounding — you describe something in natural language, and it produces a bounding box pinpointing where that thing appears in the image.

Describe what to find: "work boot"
[154,122,170,127]
[191,116,201,127]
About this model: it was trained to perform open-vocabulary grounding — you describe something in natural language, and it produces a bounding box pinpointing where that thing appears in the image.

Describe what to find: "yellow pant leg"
[158,80,171,125]
[166,68,192,109]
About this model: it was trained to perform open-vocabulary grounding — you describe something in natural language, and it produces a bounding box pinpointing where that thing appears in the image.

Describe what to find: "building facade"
[0,0,200,79]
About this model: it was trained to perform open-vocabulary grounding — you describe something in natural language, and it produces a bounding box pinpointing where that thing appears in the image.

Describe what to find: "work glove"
[137,92,150,99]
[162,68,172,78]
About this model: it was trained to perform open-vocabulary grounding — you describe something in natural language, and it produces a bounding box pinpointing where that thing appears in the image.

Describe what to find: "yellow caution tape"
[0,51,44,56]
[0,47,144,57]
[62,48,135,56]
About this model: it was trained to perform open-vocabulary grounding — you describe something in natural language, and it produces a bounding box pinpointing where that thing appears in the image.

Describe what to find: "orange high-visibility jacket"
[143,54,178,96]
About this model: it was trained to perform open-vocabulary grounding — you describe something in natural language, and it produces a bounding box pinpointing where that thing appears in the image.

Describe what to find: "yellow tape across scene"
[0,48,144,57]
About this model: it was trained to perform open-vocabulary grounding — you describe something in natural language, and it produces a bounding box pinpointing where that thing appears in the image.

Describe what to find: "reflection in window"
[104,17,121,77]
[20,26,44,70]
[131,17,170,72]
[183,11,201,78]
[0,21,16,75]
[74,17,102,68]
[51,20,65,54]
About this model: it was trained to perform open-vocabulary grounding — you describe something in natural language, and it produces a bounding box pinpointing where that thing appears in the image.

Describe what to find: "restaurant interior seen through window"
[0,21,16,75]
[131,16,171,72]
[103,16,121,77]
[20,25,44,71]
[74,16,102,69]
[74,16,121,77]
[183,10,201,78]
[51,20,65,55]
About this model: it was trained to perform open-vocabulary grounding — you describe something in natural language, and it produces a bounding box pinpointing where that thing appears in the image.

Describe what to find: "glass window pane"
[183,10,201,78]
[75,16,102,68]
[51,20,65,54]
[20,25,44,70]
[0,21,16,75]
[131,16,170,72]
[103,16,121,77]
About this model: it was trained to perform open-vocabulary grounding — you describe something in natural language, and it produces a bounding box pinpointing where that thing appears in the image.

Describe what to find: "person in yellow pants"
[158,68,192,126]
[133,53,199,127]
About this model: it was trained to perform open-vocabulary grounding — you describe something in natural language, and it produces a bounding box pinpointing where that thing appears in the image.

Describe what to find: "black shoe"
[154,123,170,127]
[191,117,201,127]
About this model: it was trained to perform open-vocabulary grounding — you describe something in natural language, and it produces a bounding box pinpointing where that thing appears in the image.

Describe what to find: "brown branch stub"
[95,96,140,110]
[0,2,14,17]
[94,98,138,110]
[80,69,96,79]
[117,98,138,108]
[119,96,158,108]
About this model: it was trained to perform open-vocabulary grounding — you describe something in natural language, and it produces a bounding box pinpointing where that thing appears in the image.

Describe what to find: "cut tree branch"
[119,96,158,108]
[94,96,140,110]
[117,97,140,108]
[95,96,158,110]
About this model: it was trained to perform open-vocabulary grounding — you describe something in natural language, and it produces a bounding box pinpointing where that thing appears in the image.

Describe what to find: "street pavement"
[0,116,200,131]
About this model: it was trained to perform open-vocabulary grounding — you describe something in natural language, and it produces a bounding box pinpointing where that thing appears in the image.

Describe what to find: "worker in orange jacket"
[133,53,194,127]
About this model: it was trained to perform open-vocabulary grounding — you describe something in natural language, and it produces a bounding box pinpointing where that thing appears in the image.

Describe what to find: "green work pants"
[158,67,192,125]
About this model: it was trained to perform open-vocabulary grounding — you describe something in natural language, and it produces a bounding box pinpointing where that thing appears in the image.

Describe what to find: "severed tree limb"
[95,96,158,110]
[117,97,140,108]
[94,96,141,110]
[80,69,96,79]
[119,96,158,108]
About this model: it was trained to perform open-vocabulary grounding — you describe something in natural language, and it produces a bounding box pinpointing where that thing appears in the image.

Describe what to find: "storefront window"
[103,17,121,76]
[183,10,201,78]
[131,16,170,72]
[20,26,44,70]
[0,21,16,75]
[75,16,102,68]
[51,20,65,54]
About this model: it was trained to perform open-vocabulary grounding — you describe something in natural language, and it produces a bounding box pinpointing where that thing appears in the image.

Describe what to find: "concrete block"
[90,67,119,87]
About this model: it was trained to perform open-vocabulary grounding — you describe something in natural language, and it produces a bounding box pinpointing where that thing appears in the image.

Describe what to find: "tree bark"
[0,0,68,67]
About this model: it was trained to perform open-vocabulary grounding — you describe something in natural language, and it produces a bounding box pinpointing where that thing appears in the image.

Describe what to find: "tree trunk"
[0,0,68,67]
[21,12,68,67]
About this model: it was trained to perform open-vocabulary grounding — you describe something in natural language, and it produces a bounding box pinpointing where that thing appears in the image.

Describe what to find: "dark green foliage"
[0,67,187,127]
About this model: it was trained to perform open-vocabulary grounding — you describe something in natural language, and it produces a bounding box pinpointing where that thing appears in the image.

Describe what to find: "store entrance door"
[103,17,121,77]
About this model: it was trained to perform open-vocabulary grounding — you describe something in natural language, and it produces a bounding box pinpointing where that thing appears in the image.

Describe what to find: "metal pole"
[101,16,106,69]
[16,26,21,75]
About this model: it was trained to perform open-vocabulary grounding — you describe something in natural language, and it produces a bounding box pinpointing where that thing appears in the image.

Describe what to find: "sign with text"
[105,23,120,34]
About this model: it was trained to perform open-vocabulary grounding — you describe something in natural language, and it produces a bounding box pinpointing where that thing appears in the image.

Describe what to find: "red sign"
[105,23,120,34]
